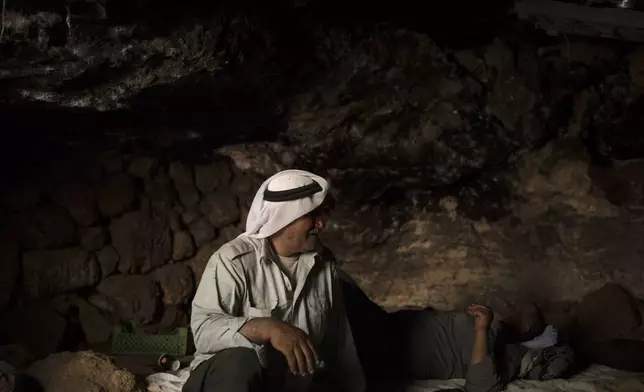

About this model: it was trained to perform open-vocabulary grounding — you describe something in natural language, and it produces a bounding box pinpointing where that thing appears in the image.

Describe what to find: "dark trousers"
[339,271,448,382]
[182,348,265,392]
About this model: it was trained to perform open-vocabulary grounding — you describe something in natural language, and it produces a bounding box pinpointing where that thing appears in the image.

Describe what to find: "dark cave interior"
[2,0,644,390]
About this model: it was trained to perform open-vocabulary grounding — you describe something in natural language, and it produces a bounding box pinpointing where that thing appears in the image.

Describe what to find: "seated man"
[184,170,365,392]
[340,272,576,392]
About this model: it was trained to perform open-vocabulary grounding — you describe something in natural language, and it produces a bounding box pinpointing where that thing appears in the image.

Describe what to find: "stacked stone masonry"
[0,153,265,360]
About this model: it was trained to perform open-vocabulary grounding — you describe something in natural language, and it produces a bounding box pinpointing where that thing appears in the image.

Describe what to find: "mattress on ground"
[403,365,644,392]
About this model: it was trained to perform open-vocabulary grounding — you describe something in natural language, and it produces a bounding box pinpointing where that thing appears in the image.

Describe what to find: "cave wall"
[223,138,644,312]
[0,151,266,359]
[3,2,644,362]
[2,137,643,361]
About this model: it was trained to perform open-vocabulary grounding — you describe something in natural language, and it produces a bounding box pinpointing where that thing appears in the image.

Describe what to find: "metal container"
[157,353,181,371]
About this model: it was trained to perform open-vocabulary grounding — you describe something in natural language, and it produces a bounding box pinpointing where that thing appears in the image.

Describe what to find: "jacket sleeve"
[464,356,504,392]
[321,265,366,392]
[464,325,505,392]
[190,251,255,355]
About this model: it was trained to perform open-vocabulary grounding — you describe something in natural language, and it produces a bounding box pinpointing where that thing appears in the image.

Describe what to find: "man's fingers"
[293,345,308,376]
[299,339,316,374]
[469,305,490,314]
[306,338,320,366]
[468,305,492,321]
[285,351,298,375]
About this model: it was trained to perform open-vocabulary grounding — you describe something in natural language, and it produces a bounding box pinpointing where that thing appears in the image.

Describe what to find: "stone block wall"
[0,152,265,359]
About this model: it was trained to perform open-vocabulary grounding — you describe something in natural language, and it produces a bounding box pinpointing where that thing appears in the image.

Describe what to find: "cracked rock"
[22,248,100,298]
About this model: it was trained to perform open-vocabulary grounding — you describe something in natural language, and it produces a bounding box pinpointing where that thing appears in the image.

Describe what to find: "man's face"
[499,301,545,342]
[280,208,327,255]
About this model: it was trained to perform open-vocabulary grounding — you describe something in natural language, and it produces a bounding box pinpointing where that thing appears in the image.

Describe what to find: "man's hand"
[268,320,321,377]
[468,304,493,332]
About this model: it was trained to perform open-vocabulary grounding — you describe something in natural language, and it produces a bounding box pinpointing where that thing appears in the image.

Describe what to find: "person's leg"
[183,348,264,392]
[338,269,395,380]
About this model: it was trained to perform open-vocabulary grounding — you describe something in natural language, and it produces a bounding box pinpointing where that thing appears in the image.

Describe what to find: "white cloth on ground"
[146,368,191,392]
[244,169,329,238]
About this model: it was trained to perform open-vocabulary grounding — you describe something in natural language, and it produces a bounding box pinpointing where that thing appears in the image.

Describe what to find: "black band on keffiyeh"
[263,181,323,202]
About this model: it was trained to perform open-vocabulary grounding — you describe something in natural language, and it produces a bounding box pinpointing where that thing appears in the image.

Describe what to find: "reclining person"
[340,272,577,392]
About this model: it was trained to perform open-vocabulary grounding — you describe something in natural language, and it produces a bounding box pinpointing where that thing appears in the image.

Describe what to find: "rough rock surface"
[22,248,100,298]
[290,33,494,181]
[200,190,240,229]
[96,245,120,278]
[98,174,137,217]
[575,283,642,342]
[128,157,158,179]
[153,263,195,306]
[172,231,195,261]
[0,344,34,369]
[8,206,76,249]
[2,185,41,212]
[167,210,183,233]
[324,142,644,311]
[81,227,108,251]
[73,298,114,344]
[0,241,19,308]
[145,170,178,210]
[0,302,67,359]
[110,211,172,274]
[54,182,99,227]
[27,351,139,392]
[97,275,159,325]
[170,162,200,208]
[195,161,232,194]
[160,306,190,329]
[188,218,216,247]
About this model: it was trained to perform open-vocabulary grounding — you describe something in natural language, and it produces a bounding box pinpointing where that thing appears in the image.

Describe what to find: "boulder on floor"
[575,283,642,342]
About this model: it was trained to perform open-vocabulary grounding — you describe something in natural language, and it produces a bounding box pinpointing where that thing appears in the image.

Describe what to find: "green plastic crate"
[111,326,188,356]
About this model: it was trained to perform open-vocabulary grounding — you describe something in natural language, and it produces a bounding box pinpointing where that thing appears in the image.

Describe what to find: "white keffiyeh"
[244,169,329,238]
[521,324,558,349]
